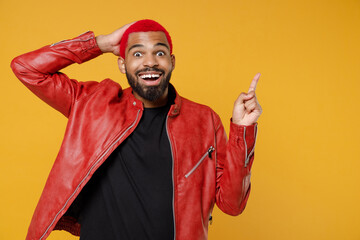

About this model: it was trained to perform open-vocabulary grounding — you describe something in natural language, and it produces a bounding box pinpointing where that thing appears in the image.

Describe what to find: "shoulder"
[99,78,121,88]
[180,96,213,112]
[179,96,222,126]
[89,78,122,93]
[76,78,123,101]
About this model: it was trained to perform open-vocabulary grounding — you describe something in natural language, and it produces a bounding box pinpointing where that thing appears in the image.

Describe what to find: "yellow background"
[1,0,359,239]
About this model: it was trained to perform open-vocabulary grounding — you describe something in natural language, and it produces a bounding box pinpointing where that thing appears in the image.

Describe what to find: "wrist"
[95,35,111,53]
[231,118,255,126]
[231,117,245,126]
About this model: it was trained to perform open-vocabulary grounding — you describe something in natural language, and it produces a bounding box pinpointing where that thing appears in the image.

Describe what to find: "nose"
[143,54,159,68]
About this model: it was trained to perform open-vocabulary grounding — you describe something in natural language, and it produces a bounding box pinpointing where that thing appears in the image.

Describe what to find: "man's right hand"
[95,22,135,56]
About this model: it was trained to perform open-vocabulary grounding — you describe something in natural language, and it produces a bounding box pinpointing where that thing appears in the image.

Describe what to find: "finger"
[245,91,255,100]
[123,21,136,30]
[248,73,261,93]
[235,92,247,104]
[116,22,137,40]
[244,98,256,109]
[247,100,262,114]
[235,91,257,106]
[118,23,133,36]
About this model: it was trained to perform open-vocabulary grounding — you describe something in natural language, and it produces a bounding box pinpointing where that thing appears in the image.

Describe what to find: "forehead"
[127,31,169,49]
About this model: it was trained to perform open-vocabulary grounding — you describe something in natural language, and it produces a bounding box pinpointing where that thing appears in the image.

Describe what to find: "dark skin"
[95,22,262,125]
[118,31,175,108]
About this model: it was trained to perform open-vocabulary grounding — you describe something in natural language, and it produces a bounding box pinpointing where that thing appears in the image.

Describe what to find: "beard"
[126,67,172,102]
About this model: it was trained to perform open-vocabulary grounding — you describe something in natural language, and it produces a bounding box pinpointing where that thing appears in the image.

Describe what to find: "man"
[11,19,262,240]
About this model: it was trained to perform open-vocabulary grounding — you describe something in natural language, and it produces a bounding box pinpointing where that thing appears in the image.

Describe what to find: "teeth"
[140,74,160,79]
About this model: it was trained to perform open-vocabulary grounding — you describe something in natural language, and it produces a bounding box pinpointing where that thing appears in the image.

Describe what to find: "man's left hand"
[232,73,262,126]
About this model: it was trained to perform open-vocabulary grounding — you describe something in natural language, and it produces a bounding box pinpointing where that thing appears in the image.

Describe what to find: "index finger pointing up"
[248,73,261,92]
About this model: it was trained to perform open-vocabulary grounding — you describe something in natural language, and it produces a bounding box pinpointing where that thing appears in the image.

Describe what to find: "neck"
[133,88,169,108]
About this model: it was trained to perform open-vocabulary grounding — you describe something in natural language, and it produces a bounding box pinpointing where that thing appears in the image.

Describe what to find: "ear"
[118,57,126,74]
[171,54,176,71]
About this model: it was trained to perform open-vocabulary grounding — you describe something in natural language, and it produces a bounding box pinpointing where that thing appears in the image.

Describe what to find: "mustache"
[135,68,165,75]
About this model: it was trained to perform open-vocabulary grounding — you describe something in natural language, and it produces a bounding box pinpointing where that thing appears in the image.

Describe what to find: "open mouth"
[138,72,162,81]
[138,72,163,86]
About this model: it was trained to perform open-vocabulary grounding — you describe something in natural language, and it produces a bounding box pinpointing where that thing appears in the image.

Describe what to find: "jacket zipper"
[184,146,214,178]
[244,124,257,167]
[243,126,248,167]
[50,37,93,47]
[165,116,176,240]
[50,32,93,47]
[40,110,141,240]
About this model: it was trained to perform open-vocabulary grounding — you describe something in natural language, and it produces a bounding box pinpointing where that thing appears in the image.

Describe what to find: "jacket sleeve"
[10,31,103,118]
[214,111,258,216]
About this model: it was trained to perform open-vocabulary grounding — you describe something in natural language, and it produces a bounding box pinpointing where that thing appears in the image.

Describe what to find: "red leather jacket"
[11,31,257,240]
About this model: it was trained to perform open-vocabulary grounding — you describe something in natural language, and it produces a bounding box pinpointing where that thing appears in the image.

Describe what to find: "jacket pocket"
[185,146,214,178]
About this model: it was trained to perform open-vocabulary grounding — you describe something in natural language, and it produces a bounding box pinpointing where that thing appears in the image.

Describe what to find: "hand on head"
[95,22,135,56]
[96,19,172,58]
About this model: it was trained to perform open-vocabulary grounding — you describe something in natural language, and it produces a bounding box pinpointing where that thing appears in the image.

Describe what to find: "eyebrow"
[128,44,144,53]
[155,42,170,50]
[127,42,170,53]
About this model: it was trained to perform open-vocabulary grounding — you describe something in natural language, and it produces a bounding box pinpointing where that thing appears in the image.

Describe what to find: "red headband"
[119,19,173,59]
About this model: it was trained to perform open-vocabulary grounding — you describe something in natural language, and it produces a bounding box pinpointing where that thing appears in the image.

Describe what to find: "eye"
[133,52,142,57]
[156,51,165,56]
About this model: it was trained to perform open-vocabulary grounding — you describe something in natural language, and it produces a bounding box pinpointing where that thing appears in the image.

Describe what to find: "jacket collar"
[122,83,182,117]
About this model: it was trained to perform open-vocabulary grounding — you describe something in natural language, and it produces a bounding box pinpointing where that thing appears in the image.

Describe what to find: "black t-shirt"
[73,101,174,240]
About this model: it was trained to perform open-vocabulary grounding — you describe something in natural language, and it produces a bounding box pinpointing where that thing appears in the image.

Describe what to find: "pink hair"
[119,19,173,59]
